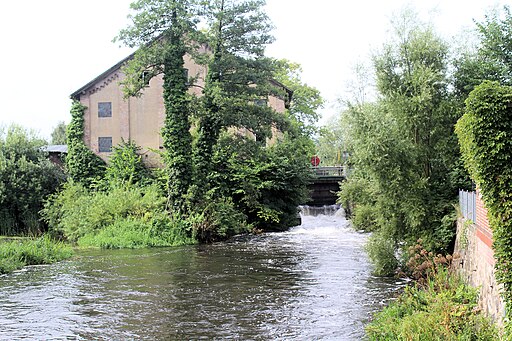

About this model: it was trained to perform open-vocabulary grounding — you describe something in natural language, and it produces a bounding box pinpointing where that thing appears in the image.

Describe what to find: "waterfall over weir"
[299,204,345,217]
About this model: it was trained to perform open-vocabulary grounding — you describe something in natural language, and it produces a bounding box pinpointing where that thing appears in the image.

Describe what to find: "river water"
[0,207,402,340]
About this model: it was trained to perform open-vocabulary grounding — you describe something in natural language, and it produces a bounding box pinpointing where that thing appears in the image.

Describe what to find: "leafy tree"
[454,6,512,99]
[340,11,464,274]
[105,140,149,186]
[209,133,311,233]
[0,124,65,235]
[115,0,199,213]
[50,121,67,145]
[272,59,323,136]
[192,0,280,202]
[65,101,106,186]
[315,116,346,166]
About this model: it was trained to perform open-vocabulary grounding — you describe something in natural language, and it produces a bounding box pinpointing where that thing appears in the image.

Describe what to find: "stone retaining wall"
[453,191,505,325]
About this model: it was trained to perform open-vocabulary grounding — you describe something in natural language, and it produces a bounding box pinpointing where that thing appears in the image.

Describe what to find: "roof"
[41,145,68,153]
[70,53,135,100]
[70,52,293,107]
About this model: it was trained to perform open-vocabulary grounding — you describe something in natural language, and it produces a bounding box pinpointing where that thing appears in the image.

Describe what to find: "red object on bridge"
[311,155,320,167]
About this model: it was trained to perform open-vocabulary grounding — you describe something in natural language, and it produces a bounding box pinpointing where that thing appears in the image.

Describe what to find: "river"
[0,206,402,340]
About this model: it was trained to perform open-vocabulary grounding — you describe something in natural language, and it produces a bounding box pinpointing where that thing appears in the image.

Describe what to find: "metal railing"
[312,166,344,177]
[459,189,476,223]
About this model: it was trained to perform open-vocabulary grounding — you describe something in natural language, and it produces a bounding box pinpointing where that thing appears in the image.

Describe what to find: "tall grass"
[77,216,196,249]
[0,235,73,274]
[366,240,500,339]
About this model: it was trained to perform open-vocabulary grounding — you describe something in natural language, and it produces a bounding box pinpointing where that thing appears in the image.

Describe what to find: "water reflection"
[0,208,401,340]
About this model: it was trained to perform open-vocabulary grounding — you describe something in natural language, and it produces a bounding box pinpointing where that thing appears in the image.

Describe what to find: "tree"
[315,116,346,166]
[0,124,65,235]
[340,11,463,274]
[192,0,280,202]
[105,140,149,186]
[51,121,67,145]
[66,101,106,186]
[454,6,512,99]
[115,0,199,213]
[272,59,324,136]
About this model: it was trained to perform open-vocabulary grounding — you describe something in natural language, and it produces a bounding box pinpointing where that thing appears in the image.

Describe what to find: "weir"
[300,204,344,216]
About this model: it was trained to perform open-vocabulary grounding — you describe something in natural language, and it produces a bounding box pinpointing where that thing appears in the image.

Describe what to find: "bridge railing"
[312,166,344,177]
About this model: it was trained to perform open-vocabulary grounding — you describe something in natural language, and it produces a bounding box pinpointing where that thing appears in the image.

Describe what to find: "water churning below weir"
[0,206,402,340]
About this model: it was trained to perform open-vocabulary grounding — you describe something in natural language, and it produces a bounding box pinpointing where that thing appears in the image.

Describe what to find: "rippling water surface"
[0,207,402,340]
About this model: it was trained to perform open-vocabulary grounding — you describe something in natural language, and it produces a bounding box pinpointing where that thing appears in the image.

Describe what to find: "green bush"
[0,235,73,274]
[42,182,194,246]
[0,124,65,235]
[105,140,150,186]
[190,196,249,243]
[352,204,379,231]
[208,134,310,232]
[77,215,195,249]
[366,269,499,340]
[365,231,398,277]
[455,81,512,332]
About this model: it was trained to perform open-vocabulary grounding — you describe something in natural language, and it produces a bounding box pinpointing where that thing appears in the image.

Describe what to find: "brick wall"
[454,189,505,324]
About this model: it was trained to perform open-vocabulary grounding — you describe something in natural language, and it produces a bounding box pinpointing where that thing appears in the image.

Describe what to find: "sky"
[0,0,507,140]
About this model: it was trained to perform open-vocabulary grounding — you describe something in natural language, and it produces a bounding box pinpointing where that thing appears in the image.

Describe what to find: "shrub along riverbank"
[0,236,73,274]
[366,241,500,340]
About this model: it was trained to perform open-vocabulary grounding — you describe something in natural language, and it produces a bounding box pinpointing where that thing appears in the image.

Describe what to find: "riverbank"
[365,268,500,340]
[0,235,73,274]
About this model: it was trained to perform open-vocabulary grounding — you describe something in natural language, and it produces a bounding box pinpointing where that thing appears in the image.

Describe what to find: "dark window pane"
[141,71,151,86]
[98,137,112,152]
[255,99,267,107]
[98,102,112,117]
[184,68,189,85]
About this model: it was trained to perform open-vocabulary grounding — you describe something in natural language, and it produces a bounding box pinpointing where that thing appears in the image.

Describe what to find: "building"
[70,51,290,167]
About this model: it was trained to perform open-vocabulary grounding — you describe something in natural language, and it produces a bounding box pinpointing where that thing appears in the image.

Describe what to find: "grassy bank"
[366,268,500,340]
[0,235,73,274]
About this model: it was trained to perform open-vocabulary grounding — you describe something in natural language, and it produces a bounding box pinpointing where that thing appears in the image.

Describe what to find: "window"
[98,102,112,117]
[141,71,151,86]
[254,99,267,107]
[184,68,189,85]
[98,137,112,153]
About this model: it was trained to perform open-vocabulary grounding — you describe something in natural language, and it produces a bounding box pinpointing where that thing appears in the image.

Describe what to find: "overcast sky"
[0,0,506,139]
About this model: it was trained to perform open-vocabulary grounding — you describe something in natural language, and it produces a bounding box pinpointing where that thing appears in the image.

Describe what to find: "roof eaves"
[70,52,135,100]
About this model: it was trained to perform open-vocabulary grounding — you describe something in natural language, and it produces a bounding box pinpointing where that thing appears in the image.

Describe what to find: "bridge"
[307,166,345,206]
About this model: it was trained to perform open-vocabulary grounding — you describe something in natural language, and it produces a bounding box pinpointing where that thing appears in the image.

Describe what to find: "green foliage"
[50,121,67,145]
[315,117,347,166]
[272,58,323,136]
[351,204,379,232]
[455,80,512,332]
[192,0,280,202]
[366,268,499,340]
[0,235,73,274]
[0,124,65,235]
[365,231,398,277]
[66,101,105,186]
[105,140,149,186]
[339,11,466,273]
[454,6,512,98]
[208,133,311,232]
[115,0,197,212]
[78,216,195,249]
[189,196,249,243]
[42,182,168,242]
[42,179,196,248]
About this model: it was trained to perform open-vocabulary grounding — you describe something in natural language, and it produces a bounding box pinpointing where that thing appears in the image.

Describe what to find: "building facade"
[71,52,289,167]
